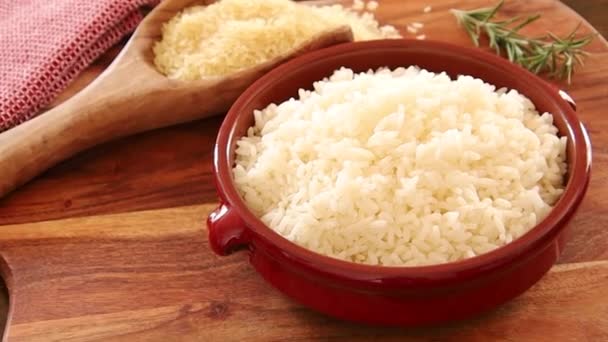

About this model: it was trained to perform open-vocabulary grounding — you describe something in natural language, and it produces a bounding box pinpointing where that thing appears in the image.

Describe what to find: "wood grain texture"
[0,0,607,340]
[562,0,608,38]
[0,205,607,341]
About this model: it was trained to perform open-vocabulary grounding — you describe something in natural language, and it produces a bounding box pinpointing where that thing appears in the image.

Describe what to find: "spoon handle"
[0,60,222,198]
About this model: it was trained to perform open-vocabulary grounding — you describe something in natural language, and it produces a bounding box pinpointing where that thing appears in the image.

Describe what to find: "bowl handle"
[207,203,250,256]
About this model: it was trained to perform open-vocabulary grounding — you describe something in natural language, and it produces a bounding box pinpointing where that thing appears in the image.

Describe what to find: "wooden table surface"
[1,0,607,340]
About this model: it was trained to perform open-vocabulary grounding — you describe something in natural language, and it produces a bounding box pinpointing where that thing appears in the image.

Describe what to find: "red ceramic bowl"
[207,40,592,325]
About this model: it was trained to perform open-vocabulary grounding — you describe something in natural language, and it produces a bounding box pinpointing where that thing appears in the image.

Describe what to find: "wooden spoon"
[0,0,353,198]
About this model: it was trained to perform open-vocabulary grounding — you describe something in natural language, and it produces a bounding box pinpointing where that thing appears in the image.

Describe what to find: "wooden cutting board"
[1,0,607,341]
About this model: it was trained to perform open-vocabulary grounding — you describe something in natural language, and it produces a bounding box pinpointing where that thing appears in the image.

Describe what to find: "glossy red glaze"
[207,40,592,325]
[207,202,249,256]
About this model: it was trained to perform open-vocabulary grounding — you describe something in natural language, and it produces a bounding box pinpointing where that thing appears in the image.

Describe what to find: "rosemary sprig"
[451,0,595,83]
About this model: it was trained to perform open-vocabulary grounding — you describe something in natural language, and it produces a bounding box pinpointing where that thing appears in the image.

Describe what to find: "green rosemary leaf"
[451,1,594,83]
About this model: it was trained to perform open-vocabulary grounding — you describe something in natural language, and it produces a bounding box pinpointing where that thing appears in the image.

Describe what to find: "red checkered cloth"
[0,0,160,133]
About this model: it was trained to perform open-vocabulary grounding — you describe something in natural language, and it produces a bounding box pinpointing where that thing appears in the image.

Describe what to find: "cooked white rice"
[233,67,567,266]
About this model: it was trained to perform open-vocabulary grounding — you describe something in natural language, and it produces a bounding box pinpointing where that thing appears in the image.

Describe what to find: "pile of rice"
[233,67,567,266]
[154,0,400,80]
